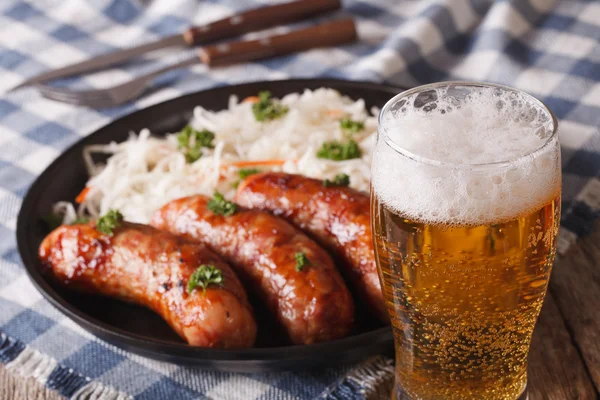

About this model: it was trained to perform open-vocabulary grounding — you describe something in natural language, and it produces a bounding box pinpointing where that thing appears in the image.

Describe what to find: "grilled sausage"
[235,172,388,323]
[39,221,257,348]
[151,195,354,345]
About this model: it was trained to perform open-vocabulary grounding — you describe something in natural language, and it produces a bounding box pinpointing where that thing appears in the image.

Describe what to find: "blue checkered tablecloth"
[1,0,599,399]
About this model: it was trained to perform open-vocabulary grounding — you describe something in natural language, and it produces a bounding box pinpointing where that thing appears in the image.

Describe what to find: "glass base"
[393,383,528,400]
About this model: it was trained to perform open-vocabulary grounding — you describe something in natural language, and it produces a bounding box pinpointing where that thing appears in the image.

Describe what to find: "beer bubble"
[493,207,505,216]
[466,178,494,200]
[529,280,547,288]
[414,90,438,108]
[505,168,524,183]
[423,103,437,112]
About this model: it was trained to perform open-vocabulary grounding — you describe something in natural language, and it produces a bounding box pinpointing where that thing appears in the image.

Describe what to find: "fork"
[37,18,357,109]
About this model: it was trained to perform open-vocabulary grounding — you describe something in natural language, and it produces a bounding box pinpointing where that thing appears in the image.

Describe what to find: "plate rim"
[16,78,404,367]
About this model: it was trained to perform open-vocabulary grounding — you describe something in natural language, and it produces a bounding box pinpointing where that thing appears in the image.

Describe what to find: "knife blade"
[9,0,341,92]
[10,35,186,91]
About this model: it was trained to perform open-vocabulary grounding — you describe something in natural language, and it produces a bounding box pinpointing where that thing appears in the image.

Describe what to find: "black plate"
[17,78,403,372]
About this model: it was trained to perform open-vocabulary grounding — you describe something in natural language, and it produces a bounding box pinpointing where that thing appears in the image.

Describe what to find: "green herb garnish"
[294,252,311,272]
[316,139,361,161]
[176,125,215,163]
[232,168,262,188]
[207,192,237,216]
[323,173,350,187]
[238,168,261,179]
[252,91,289,122]
[187,265,224,294]
[340,118,364,134]
[96,209,123,236]
[72,217,90,224]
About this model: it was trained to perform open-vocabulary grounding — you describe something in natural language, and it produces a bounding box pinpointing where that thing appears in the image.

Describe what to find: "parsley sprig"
[187,265,224,294]
[252,91,289,122]
[232,168,261,188]
[176,125,215,163]
[323,173,350,187]
[317,139,361,161]
[294,252,311,272]
[238,168,261,179]
[96,209,123,236]
[207,192,237,216]
[340,118,364,134]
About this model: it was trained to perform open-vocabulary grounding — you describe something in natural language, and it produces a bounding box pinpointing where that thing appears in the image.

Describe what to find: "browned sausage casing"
[38,222,257,348]
[151,195,354,345]
[235,172,388,323]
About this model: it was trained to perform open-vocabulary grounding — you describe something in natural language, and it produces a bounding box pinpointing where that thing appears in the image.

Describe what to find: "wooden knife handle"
[199,18,357,67]
[184,0,342,46]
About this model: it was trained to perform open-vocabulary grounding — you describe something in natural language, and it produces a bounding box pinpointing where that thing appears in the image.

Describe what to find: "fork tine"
[37,86,111,101]
[39,90,84,106]
[35,56,198,108]
[40,88,114,108]
[36,84,110,98]
[39,93,109,106]
[44,91,112,104]
[38,85,114,107]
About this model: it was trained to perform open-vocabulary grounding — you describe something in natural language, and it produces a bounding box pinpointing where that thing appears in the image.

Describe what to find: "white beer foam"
[372,85,560,226]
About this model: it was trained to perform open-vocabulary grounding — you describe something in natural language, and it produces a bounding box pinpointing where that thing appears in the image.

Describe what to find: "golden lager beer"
[371,82,560,400]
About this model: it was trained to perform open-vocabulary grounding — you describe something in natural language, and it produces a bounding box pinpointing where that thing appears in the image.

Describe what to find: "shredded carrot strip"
[327,109,345,118]
[75,187,91,204]
[242,96,260,104]
[228,159,293,168]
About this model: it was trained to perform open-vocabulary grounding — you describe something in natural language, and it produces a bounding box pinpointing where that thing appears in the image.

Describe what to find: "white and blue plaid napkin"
[1,0,599,399]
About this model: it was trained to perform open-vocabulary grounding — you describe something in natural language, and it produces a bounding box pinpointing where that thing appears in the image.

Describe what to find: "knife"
[10,0,341,91]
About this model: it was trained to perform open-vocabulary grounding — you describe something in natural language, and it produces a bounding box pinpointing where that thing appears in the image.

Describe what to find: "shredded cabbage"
[61,88,379,224]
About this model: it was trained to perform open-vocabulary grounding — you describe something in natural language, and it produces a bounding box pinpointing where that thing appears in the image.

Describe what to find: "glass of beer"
[371,82,560,400]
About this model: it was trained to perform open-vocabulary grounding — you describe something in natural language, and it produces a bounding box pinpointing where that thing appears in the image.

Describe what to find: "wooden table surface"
[2,224,600,400]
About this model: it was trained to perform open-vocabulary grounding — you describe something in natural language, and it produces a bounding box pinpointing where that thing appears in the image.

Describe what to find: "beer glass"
[371,82,560,400]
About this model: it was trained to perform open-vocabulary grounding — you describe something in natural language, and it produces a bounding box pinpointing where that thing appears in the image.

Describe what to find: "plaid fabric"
[1,0,599,398]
